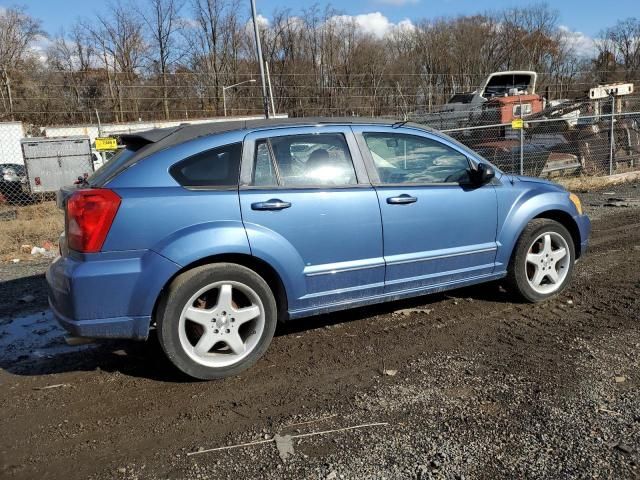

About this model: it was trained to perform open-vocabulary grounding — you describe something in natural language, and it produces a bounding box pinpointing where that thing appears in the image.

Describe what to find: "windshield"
[484,74,534,97]
[448,94,474,104]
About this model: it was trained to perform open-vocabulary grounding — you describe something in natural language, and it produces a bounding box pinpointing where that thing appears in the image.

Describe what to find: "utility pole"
[1,67,14,121]
[250,0,269,119]
[265,61,276,116]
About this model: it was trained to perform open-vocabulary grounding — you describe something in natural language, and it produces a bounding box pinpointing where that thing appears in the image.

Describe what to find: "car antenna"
[392,120,408,129]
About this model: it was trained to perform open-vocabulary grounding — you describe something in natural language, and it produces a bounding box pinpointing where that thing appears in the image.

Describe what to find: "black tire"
[506,218,576,303]
[157,263,277,380]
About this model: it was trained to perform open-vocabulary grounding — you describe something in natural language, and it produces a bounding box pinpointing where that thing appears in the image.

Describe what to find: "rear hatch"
[56,129,176,256]
[56,125,184,209]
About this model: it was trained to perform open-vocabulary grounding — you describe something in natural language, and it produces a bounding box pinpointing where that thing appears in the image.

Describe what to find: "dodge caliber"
[47,119,591,379]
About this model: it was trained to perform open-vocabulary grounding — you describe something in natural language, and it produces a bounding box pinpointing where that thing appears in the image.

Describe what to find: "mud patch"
[0,310,96,367]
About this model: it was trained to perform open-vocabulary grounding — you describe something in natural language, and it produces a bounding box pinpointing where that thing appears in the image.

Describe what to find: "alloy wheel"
[178,281,265,368]
[525,231,571,295]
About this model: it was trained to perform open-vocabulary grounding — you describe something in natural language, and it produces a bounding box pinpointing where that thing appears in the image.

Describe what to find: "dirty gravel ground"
[0,183,639,480]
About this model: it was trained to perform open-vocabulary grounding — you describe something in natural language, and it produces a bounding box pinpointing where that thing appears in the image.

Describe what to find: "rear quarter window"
[170,142,242,188]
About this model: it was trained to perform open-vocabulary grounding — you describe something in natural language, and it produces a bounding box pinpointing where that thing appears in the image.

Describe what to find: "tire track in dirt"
[1,205,639,479]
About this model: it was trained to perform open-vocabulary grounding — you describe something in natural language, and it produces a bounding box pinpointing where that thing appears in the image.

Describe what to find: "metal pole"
[223,88,227,117]
[520,126,524,175]
[250,0,269,119]
[609,94,615,176]
[95,109,102,137]
[6,77,13,121]
[519,97,524,176]
[265,61,276,116]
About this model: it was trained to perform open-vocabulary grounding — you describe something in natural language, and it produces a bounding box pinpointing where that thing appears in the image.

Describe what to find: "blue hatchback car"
[47,118,590,379]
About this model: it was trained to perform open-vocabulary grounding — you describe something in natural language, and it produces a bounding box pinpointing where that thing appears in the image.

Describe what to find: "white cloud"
[396,19,416,32]
[30,34,52,64]
[255,14,270,28]
[330,12,415,38]
[243,13,270,39]
[559,25,597,58]
[375,0,419,5]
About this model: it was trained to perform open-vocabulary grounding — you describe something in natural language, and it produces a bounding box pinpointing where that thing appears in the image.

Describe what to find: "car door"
[239,126,384,315]
[352,126,498,294]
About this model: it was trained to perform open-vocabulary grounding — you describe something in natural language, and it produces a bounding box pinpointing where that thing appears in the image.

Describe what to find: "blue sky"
[4,0,636,37]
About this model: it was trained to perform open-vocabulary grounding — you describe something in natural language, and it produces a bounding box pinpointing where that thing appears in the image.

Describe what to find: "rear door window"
[170,142,242,188]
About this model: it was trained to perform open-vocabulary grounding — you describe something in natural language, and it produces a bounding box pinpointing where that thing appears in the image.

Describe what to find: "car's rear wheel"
[157,263,277,380]
[506,218,575,302]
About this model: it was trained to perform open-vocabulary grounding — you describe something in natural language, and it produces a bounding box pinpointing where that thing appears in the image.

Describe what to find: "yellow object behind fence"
[95,137,117,151]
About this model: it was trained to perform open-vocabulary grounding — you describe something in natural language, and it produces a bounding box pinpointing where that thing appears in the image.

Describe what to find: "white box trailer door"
[21,137,93,193]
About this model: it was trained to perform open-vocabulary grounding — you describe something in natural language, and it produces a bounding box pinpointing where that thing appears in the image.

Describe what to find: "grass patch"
[558,171,640,191]
[0,202,64,259]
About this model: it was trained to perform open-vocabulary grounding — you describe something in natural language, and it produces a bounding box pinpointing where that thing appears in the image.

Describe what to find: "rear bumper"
[46,249,180,340]
[49,299,150,340]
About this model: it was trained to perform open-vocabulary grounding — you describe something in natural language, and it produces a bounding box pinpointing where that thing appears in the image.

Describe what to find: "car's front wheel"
[506,218,576,302]
[157,263,277,380]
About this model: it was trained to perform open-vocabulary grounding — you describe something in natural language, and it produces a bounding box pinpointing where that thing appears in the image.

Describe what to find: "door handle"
[387,194,417,205]
[251,199,292,210]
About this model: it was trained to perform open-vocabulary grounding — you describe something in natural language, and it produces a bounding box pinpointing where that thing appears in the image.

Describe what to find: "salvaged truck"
[429,75,638,176]
[431,71,538,129]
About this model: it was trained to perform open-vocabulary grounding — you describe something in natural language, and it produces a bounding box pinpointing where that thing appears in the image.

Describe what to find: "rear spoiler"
[119,126,183,149]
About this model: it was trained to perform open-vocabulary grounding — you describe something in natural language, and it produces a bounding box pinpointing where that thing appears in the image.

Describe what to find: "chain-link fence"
[437,110,639,178]
[1,96,640,259]
[411,94,640,179]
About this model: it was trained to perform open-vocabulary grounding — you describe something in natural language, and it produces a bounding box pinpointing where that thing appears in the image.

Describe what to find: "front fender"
[496,189,577,268]
[152,220,251,266]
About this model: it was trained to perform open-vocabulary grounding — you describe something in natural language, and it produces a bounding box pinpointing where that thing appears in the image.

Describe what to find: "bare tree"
[188,0,235,114]
[89,1,147,121]
[48,24,97,123]
[138,0,184,119]
[599,18,640,81]
[0,5,43,119]
[2,2,634,124]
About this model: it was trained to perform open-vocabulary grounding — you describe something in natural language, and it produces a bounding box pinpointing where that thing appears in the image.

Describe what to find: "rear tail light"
[66,189,121,253]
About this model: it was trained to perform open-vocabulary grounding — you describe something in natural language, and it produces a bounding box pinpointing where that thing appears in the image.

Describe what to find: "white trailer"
[21,136,94,193]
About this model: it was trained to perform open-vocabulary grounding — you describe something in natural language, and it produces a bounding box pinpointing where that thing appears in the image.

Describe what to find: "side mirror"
[471,163,495,185]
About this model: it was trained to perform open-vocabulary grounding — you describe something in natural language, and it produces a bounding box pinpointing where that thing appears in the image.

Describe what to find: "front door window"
[363,132,471,184]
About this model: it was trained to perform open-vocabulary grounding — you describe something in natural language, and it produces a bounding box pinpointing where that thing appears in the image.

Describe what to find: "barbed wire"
[9,82,640,94]
[6,93,640,111]
[4,68,640,77]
